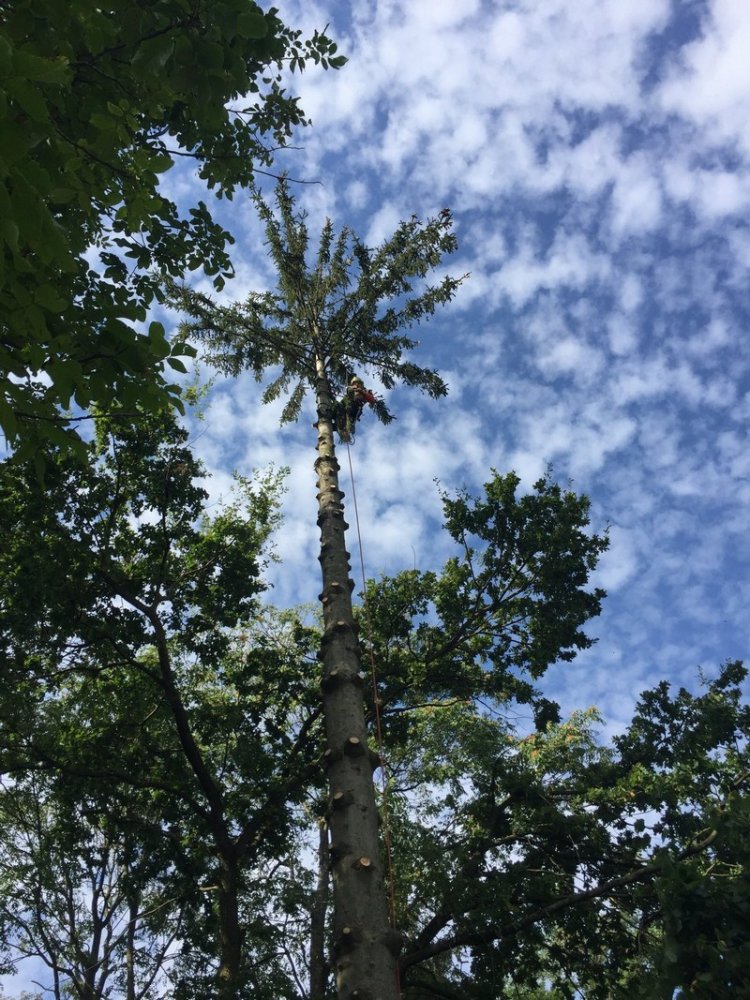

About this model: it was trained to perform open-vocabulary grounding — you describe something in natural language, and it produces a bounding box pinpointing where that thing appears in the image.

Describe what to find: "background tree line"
[1,405,748,998]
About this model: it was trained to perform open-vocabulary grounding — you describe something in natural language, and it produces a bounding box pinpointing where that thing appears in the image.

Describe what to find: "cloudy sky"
[174,0,749,736]
[4,0,750,995]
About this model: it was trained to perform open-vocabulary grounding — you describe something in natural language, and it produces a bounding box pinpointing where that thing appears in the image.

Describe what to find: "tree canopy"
[1,410,748,998]
[0,0,342,458]
[169,178,466,425]
[2,0,747,993]
[2,169,749,996]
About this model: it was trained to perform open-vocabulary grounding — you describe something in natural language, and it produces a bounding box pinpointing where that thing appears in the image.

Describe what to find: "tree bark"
[216,850,243,1000]
[126,891,138,1000]
[314,356,401,1000]
[143,607,245,999]
[310,818,330,1000]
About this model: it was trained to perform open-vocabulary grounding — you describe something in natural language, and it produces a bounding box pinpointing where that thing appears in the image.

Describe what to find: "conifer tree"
[170,183,465,1000]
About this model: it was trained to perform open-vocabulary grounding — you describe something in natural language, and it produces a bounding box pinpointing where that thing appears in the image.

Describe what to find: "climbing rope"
[345,442,399,936]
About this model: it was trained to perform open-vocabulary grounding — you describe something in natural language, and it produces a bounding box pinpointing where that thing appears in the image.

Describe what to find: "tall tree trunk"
[313,357,401,1000]
[310,818,330,1000]
[216,850,243,1000]
[126,890,138,1000]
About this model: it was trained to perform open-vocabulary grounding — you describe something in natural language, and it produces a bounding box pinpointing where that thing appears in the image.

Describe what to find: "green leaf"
[236,11,268,39]
[0,397,18,440]
[34,284,68,313]
[0,217,19,251]
[50,187,77,204]
[12,50,69,84]
[171,342,198,359]
[148,320,167,344]
[131,33,174,71]
[0,34,12,76]
[200,41,225,71]
[6,78,50,122]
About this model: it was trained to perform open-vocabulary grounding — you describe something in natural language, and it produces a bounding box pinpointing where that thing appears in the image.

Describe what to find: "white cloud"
[610,155,664,234]
[657,0,750,155]
[497,231,613,308]
[177,0,750,750]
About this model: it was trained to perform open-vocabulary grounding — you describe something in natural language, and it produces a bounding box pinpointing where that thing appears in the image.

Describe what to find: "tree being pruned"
[169,179,465,424]
[170,180,466,1000]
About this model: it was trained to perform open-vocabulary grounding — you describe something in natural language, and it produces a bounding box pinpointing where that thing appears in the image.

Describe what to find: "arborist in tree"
[335,376,377,443]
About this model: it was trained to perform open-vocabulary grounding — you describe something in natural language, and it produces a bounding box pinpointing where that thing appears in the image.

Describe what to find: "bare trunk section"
[216,851,243,999]
[314,357,401,1000]
[310,818,330,1000]
[126,893,137,1000]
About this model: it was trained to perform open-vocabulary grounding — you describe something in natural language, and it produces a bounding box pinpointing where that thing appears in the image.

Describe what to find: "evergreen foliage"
[169,179,466,424]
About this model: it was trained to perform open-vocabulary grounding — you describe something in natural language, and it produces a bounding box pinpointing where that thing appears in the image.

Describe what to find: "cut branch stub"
[314,455,341,473]
[329,841,352,866]
[317,509,346,527]
[343,736,366,757]
[330,790,354,811]
[321,669,365,692]
[321,746,344,769]
[336,925,362,955]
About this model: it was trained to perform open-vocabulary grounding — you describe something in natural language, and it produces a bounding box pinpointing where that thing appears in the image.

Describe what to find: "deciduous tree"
[0,774,184,1000]
[1,413,747,997]
[0,0,342,457]
[0,411,322,998]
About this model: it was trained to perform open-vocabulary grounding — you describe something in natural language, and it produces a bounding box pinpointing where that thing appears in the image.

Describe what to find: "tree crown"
[171,180,467,423]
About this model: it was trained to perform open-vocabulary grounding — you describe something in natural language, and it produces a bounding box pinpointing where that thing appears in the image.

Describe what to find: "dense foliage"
[1,413,747,998]
[3,5,746,997]
[0,0,342,458]
[0,411,320,997]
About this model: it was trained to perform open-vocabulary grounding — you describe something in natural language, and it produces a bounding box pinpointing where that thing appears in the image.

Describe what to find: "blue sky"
[165,0,749,736]
[4,0,750,993]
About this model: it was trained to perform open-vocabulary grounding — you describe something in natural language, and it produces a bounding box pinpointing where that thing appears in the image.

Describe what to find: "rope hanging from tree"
[345,442,400,941]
